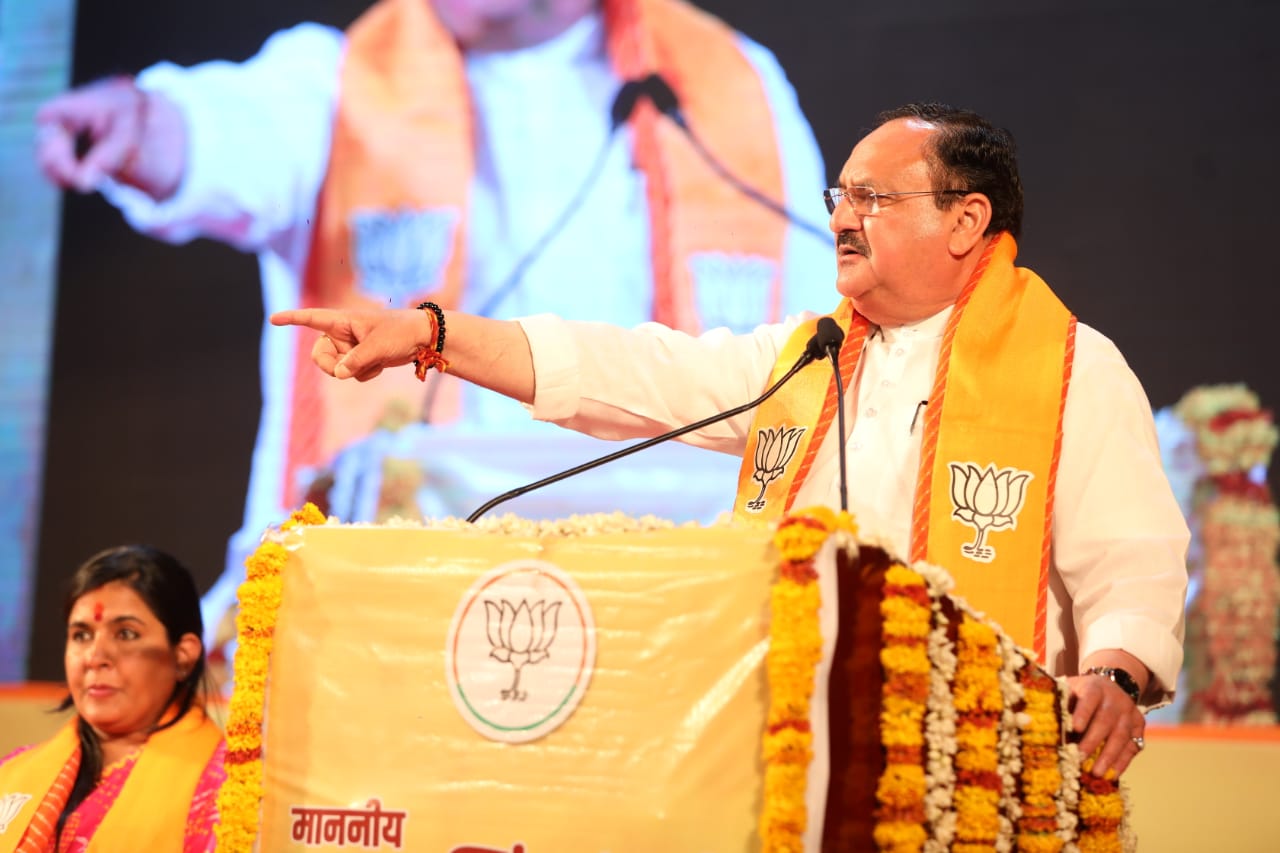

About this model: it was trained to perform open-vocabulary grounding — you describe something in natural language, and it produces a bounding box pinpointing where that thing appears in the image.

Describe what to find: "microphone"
[813,316,849,511]
[636,73,829,245]
[473,79,649,321]
[610,79,647,130]
[636,74,680,121]
[421,80,655,423]
[466,322,837,522]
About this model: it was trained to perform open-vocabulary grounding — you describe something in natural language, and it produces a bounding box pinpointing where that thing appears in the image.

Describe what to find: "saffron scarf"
[0,707,223,853]
[283,0,792,507]
[734,234,1076,659]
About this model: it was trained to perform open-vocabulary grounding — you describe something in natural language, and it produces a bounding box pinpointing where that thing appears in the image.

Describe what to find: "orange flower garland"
[1016,668,1065,853]
[206,503,1135,852]
[1076,757,1125,853]
[760,507,856,853]
[873,564,931,852]
[215,503,327,852]
[951,616,1003,851]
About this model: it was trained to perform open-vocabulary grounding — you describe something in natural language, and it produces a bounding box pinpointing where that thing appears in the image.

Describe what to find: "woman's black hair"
[55,544,206,837]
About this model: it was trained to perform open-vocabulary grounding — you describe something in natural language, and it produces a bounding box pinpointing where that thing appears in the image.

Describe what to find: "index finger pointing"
[34,122,80,187]
[270,308,346,332]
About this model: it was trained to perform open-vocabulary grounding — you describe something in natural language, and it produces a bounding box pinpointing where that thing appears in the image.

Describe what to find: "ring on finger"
[1130,735,1145,751]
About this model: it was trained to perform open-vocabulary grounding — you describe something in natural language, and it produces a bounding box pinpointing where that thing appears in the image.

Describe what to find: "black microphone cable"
[420,81,646,424]
[637,73,829,245]
[466,319,844,522]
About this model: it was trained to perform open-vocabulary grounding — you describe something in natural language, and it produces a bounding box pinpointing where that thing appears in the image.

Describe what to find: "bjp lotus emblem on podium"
[484,599,561,701]
[447,560,596,744]
[745,425,806,512]
[948,462,1034,563]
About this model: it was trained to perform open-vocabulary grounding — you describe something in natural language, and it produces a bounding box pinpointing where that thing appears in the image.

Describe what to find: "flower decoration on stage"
[873,563,931,851]
[778,510,1135,851]
[1016,668,1066,853]
[1174,383,1279,725]
[1076,754,1128,853]
[1175,384,1278,477]
[949,616,1003,847]
[215,502,328,853]
[760,506,856,852]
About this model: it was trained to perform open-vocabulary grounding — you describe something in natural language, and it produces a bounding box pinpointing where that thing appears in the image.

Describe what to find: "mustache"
[837,231,869,256]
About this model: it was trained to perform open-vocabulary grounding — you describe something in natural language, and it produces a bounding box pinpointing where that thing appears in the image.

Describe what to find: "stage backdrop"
[0,0,74,680]
[16,0,1280,703]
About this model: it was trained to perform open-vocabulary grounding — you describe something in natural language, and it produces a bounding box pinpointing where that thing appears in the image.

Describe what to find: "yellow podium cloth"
[256,523,778,851]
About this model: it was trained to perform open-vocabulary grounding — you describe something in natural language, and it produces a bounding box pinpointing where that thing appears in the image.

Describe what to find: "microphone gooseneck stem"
[638,72,826,246]
[421,111,626,425]
[472,130,618,321]
[829,350,849,512]
[465,351,818,523]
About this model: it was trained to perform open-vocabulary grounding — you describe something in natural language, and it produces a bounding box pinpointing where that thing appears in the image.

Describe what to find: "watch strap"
[1084,665,1141,704]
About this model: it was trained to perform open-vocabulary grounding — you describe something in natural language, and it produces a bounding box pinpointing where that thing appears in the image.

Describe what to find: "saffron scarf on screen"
[284,0,792,504]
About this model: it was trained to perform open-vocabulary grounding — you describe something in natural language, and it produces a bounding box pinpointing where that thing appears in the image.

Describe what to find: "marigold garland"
[1076,757,1125,853]
[1016,668,1065,853]
[760,507,856,853]
[211,502,1138,852]
[872,563,931,853]
[215,503,327,853]
[993,632,1025,849]
[951,617,1002,852]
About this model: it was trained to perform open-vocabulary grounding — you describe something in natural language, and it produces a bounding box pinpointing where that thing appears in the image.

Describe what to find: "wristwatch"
[1085,666,1141,704]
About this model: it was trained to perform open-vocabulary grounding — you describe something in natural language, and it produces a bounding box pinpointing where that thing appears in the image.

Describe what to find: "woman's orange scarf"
[0,706,222,853]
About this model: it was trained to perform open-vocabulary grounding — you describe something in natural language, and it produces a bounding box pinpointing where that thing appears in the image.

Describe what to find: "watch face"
[1113,670,1141,702]
[1090,666,1140,702]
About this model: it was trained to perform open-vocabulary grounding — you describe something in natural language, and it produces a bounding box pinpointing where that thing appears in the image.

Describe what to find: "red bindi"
[92,601,104,622]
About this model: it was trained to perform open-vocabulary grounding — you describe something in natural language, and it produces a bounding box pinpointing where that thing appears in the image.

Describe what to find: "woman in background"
[0,545,225,852]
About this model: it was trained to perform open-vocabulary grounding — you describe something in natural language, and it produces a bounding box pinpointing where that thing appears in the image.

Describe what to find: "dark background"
[29,0,1280,679]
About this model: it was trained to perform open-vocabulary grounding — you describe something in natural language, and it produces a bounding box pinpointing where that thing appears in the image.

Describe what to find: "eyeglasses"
[823,186,969,216]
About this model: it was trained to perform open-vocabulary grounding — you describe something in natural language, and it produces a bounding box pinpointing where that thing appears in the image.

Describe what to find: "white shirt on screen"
[98,13,835,635]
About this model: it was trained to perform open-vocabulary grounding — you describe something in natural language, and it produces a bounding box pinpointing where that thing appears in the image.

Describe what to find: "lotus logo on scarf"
[484,599,561,701]
[745,425,807,512]
[447,560,596,744]
[0,792,32,833]
[350,206,458,303]
[948,462,1034,563]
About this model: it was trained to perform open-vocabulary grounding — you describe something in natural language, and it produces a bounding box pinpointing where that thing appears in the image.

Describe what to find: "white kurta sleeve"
[518,313,803,455]
[1051,324,1190,702]
[101,23,344,253]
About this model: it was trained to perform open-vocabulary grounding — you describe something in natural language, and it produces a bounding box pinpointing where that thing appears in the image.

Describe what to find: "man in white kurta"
[271,103,1188,785]
[515,304,1187,704]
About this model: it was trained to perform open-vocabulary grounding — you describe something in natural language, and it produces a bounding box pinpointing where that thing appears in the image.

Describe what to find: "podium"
[216,507,1132,852]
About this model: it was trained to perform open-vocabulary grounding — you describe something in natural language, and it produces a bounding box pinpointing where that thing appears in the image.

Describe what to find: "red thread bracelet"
[411,301,448,380]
